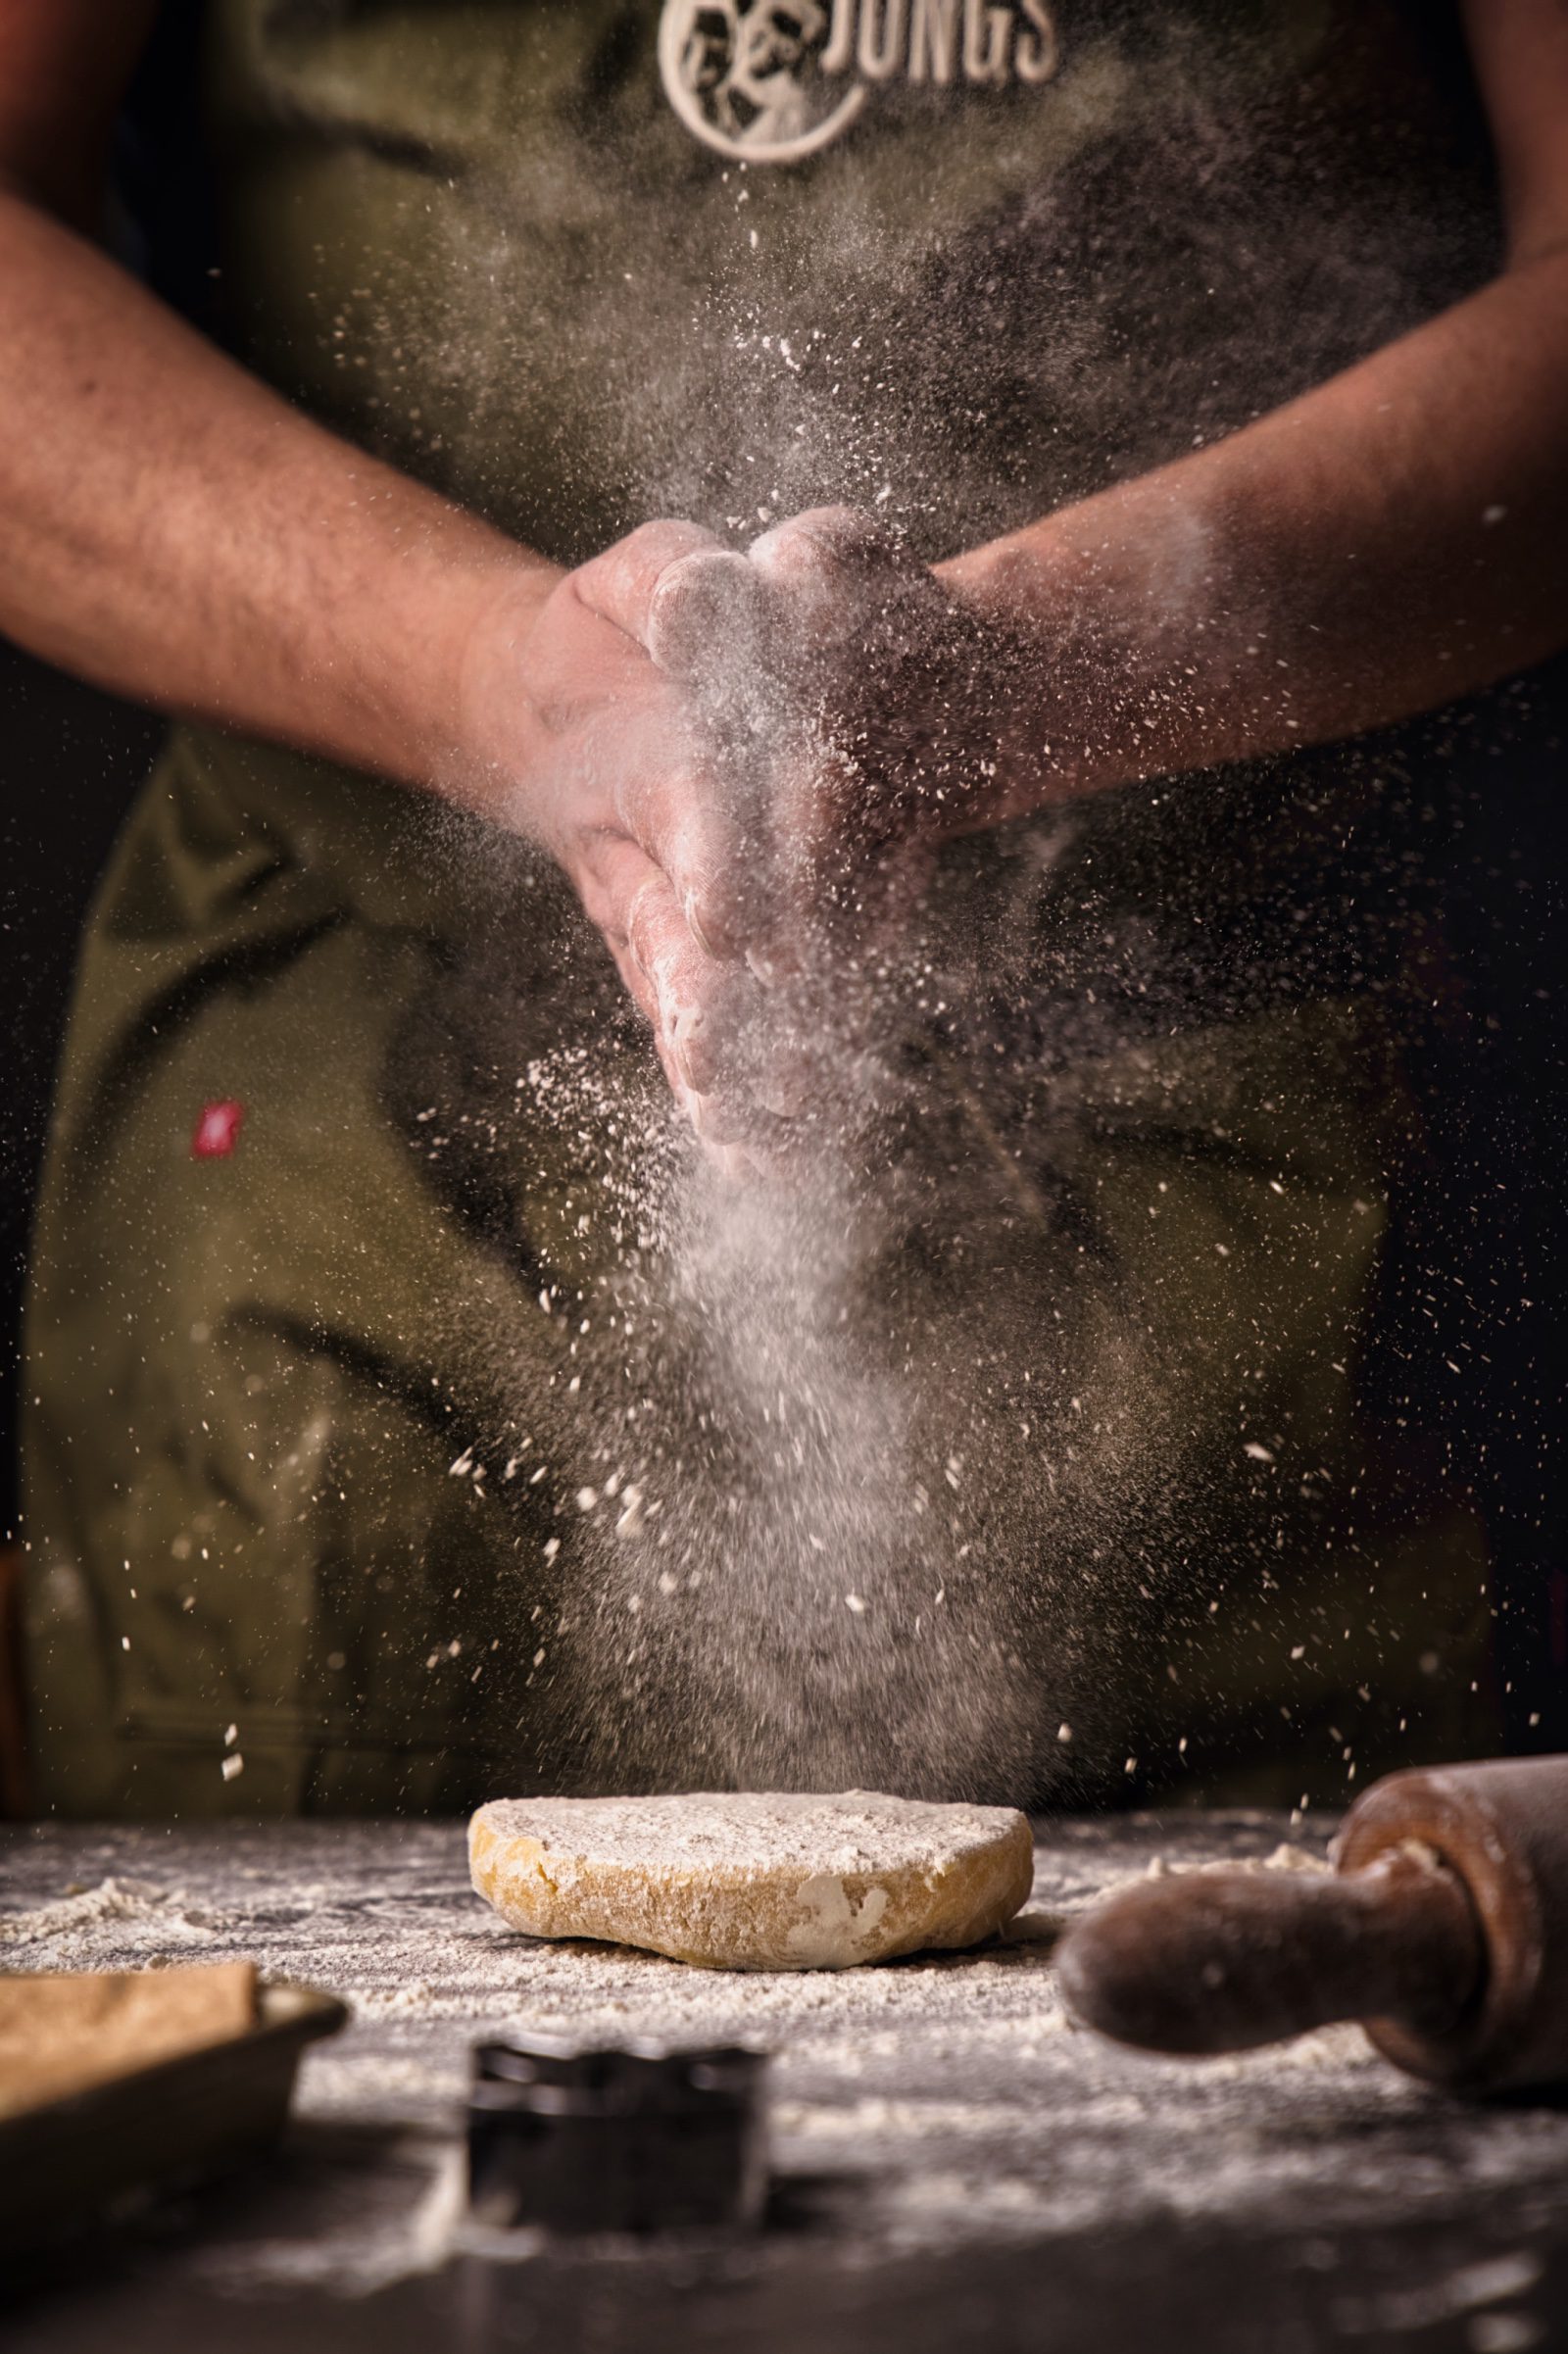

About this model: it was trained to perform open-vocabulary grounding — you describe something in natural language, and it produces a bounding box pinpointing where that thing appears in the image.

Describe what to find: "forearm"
[944,248,1568,809]
[0,187,557,812]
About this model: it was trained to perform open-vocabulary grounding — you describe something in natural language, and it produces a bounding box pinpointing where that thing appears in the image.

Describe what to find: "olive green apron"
[24,0,1500,1815]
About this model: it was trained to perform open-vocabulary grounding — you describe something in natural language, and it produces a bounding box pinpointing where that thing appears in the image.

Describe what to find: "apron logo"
[659,0,1058,165]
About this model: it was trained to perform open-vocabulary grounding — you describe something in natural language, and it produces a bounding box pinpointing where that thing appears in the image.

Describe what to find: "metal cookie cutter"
[467,2038,769,2233]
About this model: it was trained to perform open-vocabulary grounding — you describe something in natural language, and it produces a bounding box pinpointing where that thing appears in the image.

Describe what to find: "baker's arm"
[0,0,758,1103]
[0,4,562,808]
[938,0,1568,810]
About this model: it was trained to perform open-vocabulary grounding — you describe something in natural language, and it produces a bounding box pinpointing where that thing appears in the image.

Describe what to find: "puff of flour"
[468,1790,1034,1970]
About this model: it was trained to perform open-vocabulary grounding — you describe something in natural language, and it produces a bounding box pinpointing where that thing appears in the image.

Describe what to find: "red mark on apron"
[192,1101,246,1158]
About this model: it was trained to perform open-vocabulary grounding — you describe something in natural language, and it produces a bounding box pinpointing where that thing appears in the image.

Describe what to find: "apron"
[24,0,1503,1815]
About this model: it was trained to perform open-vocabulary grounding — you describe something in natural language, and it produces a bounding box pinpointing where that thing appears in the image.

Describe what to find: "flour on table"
[13,1816,1568,2306]
[0,1877,231,1950]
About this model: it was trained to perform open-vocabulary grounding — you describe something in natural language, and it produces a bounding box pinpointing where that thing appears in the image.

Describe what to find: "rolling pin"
[1054,1757,1568,2094]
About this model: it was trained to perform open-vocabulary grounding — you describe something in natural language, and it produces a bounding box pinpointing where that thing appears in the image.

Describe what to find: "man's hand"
[467,521,783,1138]
[737,504,1040,968]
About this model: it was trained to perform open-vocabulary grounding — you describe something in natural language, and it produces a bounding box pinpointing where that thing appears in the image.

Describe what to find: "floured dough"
[468,1790,1034,1970]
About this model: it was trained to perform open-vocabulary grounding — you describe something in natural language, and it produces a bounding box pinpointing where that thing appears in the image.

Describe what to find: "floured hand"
[466,523,773,1146]
[573,505,1049,1154]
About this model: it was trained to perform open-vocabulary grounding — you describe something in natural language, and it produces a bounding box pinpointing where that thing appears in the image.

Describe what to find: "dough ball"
[468,1790,1034,1970]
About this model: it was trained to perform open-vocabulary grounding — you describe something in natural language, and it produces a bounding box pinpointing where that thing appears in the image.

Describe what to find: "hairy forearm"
[944,248,1568,809]
[0,188,556,810]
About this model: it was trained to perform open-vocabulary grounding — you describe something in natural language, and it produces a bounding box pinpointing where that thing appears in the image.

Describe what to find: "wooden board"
[0,1963,259,2116]
[0,1978,346,2257]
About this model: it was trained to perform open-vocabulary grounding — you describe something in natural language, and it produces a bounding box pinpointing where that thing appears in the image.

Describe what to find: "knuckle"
[649,549,761,670]
[682,879,725,959]
[751,515,828,577]
[613,767,662,845]
[802,501,876,543]
[621,517,699,566]
[757,504,883,574]
[671,1005,711,1082]
[655,546,749,611]
[680,852,748,958]
[625,877,665,967]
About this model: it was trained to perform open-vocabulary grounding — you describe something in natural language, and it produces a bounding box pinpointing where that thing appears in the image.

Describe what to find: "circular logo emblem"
[659,2,868,165]
[660,3,1060,168]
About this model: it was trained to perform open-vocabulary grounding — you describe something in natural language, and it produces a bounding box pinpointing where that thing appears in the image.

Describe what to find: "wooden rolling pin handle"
[1054,1848,1484,2059]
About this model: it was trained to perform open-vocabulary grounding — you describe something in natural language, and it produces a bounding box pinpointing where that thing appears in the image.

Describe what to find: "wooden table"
[4,1812,1567,2352]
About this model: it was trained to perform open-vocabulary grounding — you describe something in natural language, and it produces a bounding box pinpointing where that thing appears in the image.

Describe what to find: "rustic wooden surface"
[3,1812,1568,2351]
